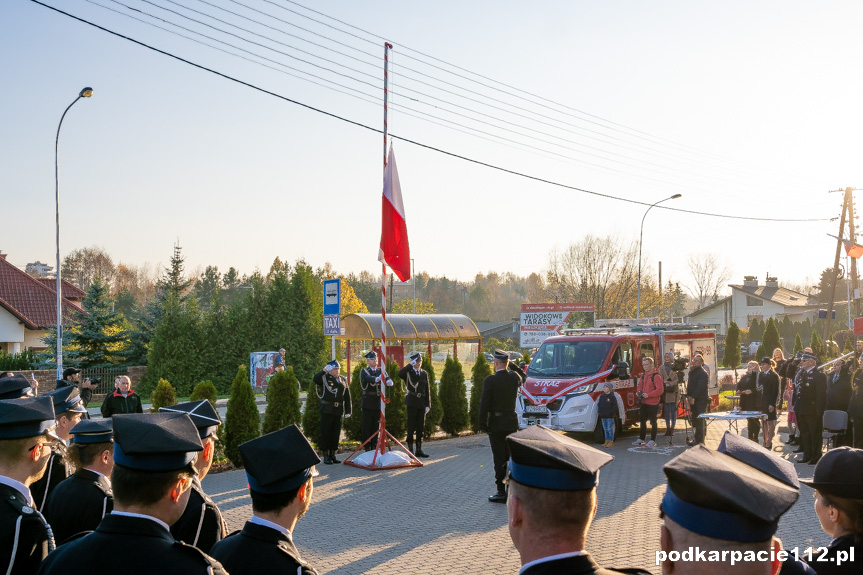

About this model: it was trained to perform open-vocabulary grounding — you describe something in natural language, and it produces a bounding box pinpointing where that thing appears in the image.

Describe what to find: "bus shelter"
[338,313,481,383]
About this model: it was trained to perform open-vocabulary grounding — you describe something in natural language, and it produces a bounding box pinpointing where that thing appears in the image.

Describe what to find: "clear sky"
[2,1,860,293]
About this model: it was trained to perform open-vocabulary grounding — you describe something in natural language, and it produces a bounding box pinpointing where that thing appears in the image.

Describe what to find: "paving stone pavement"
[203,414,827,575]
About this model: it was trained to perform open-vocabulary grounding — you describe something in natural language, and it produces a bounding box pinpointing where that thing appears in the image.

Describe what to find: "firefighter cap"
[159,400,221,440]
[506,425,613,491]
[364,351,378,360]
[718,430,799,488]
[661,444,798,543]
[70,419,114,444]
[0,396,57,440]
[45,386,88,415]
[112,413,203,472]
[240,424,321,494]
[0,374,35,400]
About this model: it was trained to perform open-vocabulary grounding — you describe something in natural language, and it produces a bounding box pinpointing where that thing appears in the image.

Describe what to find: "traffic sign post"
[323,279,341,360]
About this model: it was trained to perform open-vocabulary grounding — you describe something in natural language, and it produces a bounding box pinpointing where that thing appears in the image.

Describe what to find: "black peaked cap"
[801,447,863,498]
[45,386,87,414]
[159,400,221,438]
[0,396,56,439]
[112,413,202,471]
[0,374,34,400]
[718,431,800,488]
[70,419,113,444]
[240,424,321,494]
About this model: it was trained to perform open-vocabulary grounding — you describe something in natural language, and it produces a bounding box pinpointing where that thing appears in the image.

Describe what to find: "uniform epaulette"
[173,540,221,567]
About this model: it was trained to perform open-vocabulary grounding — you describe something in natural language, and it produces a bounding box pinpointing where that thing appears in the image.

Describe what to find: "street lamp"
[636,193,681,319]
[55,87,93,380]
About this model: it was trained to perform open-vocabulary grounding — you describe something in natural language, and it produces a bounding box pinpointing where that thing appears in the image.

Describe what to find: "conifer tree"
[345,364,364,441]
[844,337,854,353]
[285,261,327,386]
[469,354,492,432]
[65,277,127,368]
[262,367,302,434]
[385,359,407,440]
[762,317,782,356]
[439,356,469,436]
[224,365,260,467]
[302,375,321,447]
[810,330,824,359]
[421,354,441,440]
[190,381,218,408]
[149,379,177,412]
[722,321,742,373]
[755,344,766,362]
[793,333,803,355]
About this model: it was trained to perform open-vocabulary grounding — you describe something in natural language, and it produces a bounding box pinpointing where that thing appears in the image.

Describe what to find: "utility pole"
[849,190,859,317]
[825,188,852,343]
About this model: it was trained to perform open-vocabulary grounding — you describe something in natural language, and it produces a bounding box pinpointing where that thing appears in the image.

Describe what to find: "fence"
[29,366,147,397]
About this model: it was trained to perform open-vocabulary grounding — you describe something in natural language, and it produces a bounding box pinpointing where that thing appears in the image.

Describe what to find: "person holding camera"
[661,352,681,441]
[632,357,663,448]
[56,367,95,407]
[100,375,143,418]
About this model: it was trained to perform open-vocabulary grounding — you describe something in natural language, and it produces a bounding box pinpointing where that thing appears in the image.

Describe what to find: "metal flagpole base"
[343,420,423,470]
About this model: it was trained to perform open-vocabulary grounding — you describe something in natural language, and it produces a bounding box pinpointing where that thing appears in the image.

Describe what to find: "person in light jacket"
[632,357,663,448]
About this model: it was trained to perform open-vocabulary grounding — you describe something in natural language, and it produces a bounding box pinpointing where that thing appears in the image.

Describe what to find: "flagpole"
[377,42,394,459]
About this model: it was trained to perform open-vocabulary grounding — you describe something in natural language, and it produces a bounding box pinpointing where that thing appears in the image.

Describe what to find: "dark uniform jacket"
[0,482,51,575]
[171,477,227,554]
[43,468,112,545]
[360,367,385,411]
[826,364,853,412]
[397,365,430,410]
[687,366,709,404]
[736,372,761,411]
[792,369,827,417]
[849,370,863,418]
[758,370,781,415]
[100,390,143,418]
[521,552,650,575]
[37,514,226,575]
[312,371,351,416]
[29,449,68,512]
[478,365,525,434]
[803,534,860,575]
[210,521,318,575]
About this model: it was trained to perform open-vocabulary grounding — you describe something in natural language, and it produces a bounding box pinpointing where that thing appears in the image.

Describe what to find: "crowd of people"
[2,342,862,575]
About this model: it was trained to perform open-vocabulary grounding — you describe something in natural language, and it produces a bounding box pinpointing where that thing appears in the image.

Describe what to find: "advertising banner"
[519,303,595,347]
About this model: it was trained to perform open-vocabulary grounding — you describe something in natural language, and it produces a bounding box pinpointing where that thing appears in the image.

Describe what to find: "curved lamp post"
[55,87,93,380]
[636,193,681,319]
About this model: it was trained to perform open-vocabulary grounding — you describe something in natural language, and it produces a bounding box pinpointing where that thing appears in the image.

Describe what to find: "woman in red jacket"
[632,357,664,448]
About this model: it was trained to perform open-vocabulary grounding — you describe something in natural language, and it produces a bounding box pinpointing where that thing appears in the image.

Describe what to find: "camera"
[636,391,644,404]
[672,357,689,383]
[89,377,102,384]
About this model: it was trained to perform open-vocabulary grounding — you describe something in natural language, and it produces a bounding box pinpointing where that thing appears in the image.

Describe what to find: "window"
[527,340,613,377]
[746,295,763,307]
[640,341,655,362]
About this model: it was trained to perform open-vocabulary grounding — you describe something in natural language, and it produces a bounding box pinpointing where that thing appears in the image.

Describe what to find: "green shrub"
[422,353,441,440]
[223,365,260,467]
[469,354,492,432]
[755,344,766,362]
[0,349,36,371]
[149,379,177,413]
[810,330,824,360]
[722,321,741,369]
[439,356,468,436]
[344,364,364,441]
[762,318,782,356]
[385,359,406,440]
[793,333,803,355]
[190,380,218,408]
[302,373,321,447]
[262,367,303,434]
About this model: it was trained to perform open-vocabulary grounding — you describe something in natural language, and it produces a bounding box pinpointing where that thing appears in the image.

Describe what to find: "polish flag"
[379,145,411,281]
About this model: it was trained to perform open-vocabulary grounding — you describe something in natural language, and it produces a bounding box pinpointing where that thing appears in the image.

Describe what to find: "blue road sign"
[323,279,341,316]
[324,315,341,336]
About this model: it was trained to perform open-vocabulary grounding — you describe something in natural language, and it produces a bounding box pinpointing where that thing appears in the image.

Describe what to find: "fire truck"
[516,325,718,442]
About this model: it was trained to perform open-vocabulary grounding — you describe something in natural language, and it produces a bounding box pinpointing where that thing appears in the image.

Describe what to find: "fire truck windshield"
[526,340,612,378]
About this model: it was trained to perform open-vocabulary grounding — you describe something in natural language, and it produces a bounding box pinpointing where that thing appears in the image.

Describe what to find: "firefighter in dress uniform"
[161,400,227,553]
[792,353,827,465]
[398,352,431,458]
[210,424,321,575]
[0,396,58,575]
[30,387,88,512]
[359,351,392,452]
[37,412,227,575]
[42,419,114,545]
[478,349,525,503]
[313,361,351,464]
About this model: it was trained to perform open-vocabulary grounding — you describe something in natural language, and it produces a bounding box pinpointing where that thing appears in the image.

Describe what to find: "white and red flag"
[378,145,411,281]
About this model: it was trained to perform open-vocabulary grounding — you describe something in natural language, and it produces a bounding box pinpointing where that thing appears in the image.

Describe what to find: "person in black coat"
[313,361,351,464]
[359,351,392,452]
[686,355,710,445]
[37,412,226,575]
[737,360,762,442]
[801,447,863,575]
[0,397,57,575]
[848,367,863,449]
[478,349,525,503]
[161,401,227,554]
[43,419,114,545]
[825,358,853,447]
[793,353,827,465]
[758,357,781,449]
[30,387,88,512]
[210,425,321,575]
[397,352,432,458]
[55,367,95,407]
[506,426,650,575]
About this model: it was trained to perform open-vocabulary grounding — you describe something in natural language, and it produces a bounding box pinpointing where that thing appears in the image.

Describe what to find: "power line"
[29,0,832,224]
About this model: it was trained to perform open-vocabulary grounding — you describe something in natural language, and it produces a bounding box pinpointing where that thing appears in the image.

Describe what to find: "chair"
[823,410,849,451]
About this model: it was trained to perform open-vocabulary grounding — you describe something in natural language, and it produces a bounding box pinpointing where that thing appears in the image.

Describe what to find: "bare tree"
[61,245,116,291]
[686,254,732,310]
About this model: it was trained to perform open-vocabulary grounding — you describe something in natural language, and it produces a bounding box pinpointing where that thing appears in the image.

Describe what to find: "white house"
[686,276,823,336]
